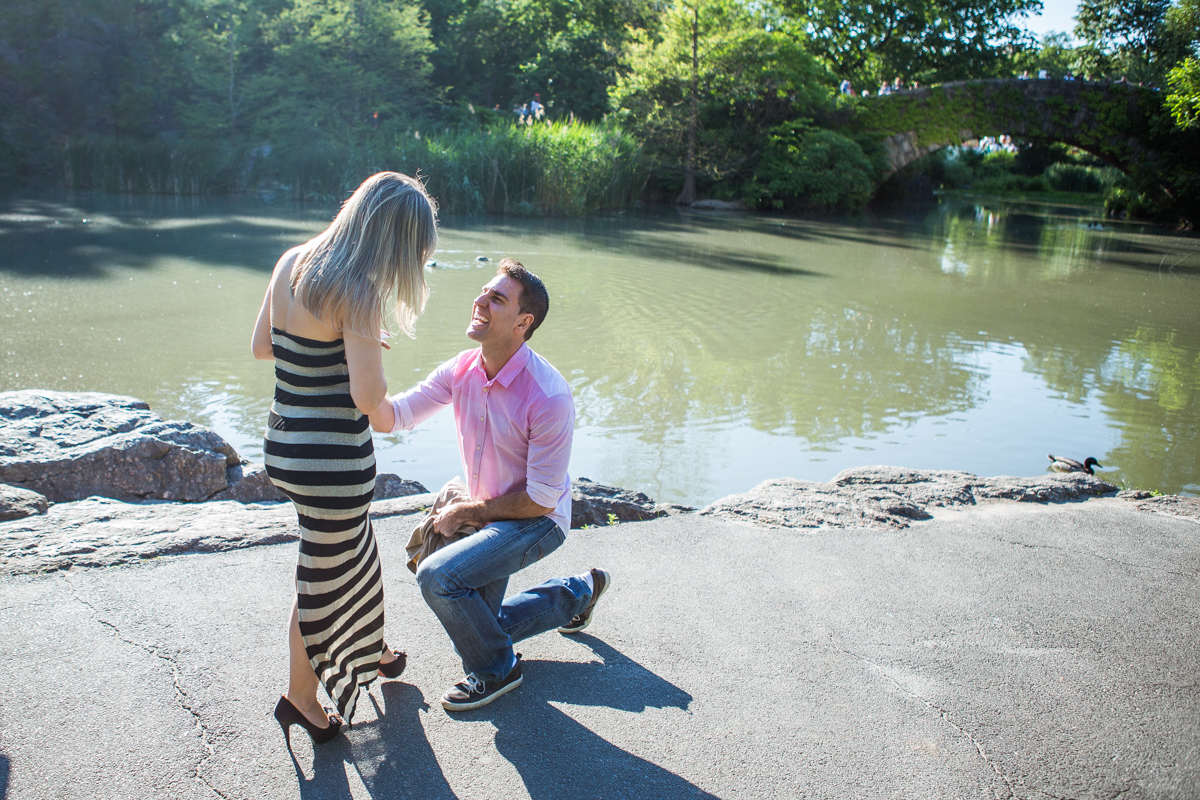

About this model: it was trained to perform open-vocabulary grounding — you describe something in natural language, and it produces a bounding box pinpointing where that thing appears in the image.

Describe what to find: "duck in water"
[1048,454,1103,475]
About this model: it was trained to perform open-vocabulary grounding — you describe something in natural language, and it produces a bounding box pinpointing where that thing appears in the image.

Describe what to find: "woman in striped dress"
[251,172,438,745]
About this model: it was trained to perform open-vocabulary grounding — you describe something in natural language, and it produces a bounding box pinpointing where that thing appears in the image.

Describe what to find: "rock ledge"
[701,466,1119,531]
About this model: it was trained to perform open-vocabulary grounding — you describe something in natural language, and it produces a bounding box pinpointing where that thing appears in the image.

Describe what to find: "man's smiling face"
[467,273,528,346]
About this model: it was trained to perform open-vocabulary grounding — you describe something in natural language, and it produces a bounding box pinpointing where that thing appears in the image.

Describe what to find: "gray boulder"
[0,483,49,522]
[571,478,694,528]
[702,466,1118,531]
[209,462,282,503]
[374,473,428,500]
[0,492,438,575]
[690,198,746,211]
[1122,493,1200,523]
[210,465,428,503]
[0,390,239,503]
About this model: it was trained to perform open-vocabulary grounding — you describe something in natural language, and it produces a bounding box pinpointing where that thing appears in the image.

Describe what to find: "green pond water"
[1,192,1198,506]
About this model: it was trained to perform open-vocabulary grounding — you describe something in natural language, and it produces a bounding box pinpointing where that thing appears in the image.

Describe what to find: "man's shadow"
[470,635,720,800]
[290,637,717,799]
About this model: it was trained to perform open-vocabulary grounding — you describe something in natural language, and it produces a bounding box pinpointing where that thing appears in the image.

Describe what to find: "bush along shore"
[60,121,648,217]
[3,389,1196,577]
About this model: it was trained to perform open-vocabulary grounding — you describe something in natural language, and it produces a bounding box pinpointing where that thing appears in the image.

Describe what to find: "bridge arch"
[849,79,1198,222]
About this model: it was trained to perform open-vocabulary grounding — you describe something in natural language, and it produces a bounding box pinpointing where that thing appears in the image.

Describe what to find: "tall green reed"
[61,121,648,216]
[62,136,235,195]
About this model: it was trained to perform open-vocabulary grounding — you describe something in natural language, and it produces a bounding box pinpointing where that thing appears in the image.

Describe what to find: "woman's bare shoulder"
[273,244,309,275]
[271,242,340,339]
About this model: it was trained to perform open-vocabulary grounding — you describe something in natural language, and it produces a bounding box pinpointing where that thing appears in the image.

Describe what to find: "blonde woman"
[251,172,437,746]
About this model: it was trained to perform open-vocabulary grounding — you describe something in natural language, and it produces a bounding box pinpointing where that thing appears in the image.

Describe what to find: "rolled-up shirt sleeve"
[524,392,574,509]
[390,359,454,432]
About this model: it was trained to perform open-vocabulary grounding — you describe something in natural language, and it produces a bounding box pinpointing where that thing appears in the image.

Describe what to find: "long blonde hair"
[292,172,437,339]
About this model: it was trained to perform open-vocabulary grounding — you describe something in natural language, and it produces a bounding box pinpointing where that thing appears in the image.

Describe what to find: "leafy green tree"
[258,0,434,140]
[1013,31,1080,78]
[174,0,280,149]
[779,0,1042,88]
[420,0,657,119]
[611,0,829,202]
[1167,57,1200,129]
[0,0,184,181]
[1072,0,1197,83]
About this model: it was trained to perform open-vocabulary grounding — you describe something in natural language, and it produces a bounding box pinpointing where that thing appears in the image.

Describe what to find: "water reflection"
[1,192,1197,504]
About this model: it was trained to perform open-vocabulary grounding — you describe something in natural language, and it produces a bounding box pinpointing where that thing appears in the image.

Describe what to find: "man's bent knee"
[416,557,451,600]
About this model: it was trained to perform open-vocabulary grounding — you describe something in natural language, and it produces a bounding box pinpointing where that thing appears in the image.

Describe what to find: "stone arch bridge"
[849,78,1199,222]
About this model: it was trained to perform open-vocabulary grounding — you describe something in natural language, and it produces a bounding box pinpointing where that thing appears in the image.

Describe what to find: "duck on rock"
[1048,454,1103,475]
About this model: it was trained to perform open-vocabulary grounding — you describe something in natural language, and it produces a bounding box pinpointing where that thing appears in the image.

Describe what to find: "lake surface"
[2,192,1198,506]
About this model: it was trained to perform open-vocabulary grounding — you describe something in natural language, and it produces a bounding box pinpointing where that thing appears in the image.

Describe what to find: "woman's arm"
[367,398,396,432]
[344,330,389,416]
[251,280,274,360]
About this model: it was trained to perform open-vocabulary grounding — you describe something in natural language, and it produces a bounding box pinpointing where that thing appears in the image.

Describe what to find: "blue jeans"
[416,516,592,683]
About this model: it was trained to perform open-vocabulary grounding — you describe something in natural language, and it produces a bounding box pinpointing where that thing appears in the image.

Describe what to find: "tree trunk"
[227,17,238,183]
[675,4,699,206]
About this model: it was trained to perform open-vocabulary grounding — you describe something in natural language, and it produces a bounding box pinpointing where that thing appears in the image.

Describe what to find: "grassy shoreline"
[60,121,648,217]
[936,188,1107,210]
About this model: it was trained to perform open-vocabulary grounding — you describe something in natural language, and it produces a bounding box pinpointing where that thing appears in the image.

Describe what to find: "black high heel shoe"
[273,695,342,746]
[378,644,407,679]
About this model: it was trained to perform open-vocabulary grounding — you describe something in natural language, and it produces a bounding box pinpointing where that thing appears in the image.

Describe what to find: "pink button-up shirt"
[390,343,574,533]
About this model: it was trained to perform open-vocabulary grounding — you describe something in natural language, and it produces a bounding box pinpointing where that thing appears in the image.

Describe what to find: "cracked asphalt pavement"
[0,498,1197,799]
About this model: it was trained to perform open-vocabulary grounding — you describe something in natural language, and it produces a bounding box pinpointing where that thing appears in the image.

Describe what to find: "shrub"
[973,173,1050,193]
[751,126,877,211]
[980,150,1017,174]
[1044,163,1120,193]
[1105,184,1156,219]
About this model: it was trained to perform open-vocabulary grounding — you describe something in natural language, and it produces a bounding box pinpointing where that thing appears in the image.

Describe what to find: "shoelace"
[464,674,486,695]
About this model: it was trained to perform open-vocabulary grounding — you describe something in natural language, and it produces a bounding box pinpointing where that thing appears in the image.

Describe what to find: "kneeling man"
[372,258,609,711]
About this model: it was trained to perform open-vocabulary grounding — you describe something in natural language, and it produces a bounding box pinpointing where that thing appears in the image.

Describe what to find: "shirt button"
[479,415,484,421]
[476,445,481,450]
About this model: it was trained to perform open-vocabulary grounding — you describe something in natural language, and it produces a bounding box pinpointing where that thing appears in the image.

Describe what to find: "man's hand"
[432,500,483,536]
[432,491,554,535]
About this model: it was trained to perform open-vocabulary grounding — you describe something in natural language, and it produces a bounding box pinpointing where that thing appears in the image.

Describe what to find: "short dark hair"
[496,258,548,340]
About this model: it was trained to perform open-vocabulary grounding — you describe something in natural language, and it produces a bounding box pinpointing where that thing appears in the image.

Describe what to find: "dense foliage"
[422,0,660,119]
[782,0,1042,88]
[1167,57,1200,129]
[0,0,1196,217]
[610,0,832,203]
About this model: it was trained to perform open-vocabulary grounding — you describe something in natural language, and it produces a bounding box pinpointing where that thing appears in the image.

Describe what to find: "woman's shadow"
[292,636,718,799]
[290,682,457,800]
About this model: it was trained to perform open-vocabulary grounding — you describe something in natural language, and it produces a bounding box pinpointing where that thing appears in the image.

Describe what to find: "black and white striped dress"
[264,327,383,723]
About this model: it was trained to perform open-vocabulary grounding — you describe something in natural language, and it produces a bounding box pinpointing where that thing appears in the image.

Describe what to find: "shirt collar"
[470,342,530,388]
[493,342,530,388]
